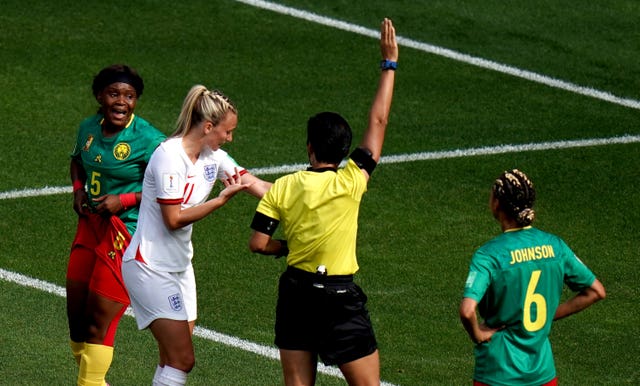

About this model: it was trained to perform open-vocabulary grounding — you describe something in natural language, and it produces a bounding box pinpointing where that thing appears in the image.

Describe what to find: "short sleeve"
[215,151,245,180]
[463,251,493,302]
[563,251,596,292]
[149,146,184,202]
[255,181,280,221]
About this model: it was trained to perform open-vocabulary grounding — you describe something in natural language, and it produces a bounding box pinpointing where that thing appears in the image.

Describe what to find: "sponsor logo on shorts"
[168,293,183,311]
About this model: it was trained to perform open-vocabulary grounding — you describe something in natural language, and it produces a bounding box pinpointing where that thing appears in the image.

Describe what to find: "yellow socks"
[70,340,85,366]
[77,343,113,386]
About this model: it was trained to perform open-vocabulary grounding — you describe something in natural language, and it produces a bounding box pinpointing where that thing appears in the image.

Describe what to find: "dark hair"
[306,112,352,164]
[492,169,536,226]
[92,64,144,97]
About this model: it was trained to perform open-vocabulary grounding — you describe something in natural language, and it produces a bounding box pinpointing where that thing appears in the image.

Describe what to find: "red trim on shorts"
[134,246,147,264]
[474,377,557,386]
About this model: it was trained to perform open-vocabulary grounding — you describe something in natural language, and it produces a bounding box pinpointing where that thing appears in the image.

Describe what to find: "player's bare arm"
[460,297,501,344]
[554,278,606,321]
[241,172,272,199]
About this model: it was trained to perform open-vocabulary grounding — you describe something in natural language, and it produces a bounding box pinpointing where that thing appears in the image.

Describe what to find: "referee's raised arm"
[358,18,398,167]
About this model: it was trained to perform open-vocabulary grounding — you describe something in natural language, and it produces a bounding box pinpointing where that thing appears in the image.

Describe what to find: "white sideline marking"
[3,135,638,200]
[0,268,393,384]
[232,0,640,110]
[3,136,638,383]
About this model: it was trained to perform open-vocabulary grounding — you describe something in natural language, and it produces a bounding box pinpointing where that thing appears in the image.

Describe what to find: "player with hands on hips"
[460,169,606,386]
[122,85,271,386]
[67,64,166,386]
[249,18,397,386]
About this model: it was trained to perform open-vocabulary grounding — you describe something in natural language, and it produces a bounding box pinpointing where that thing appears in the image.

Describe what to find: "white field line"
[2,135,639,201]
[232,0,640,110]
[3,5,634,383]
[0,268,392,385]
[2,136,638,383]
[2,137,639,385]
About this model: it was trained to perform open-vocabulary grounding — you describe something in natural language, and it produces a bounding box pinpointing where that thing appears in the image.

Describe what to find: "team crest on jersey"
[82,135,94,151]
[113,142,131,160]
[168,293,183,311]
[203,164,218,182]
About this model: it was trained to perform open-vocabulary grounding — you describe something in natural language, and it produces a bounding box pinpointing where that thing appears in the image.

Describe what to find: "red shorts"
[474,377,557,386]
[67,213,131,305]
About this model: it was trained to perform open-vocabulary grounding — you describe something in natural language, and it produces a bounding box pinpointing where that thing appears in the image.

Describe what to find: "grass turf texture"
[1,0,639,385]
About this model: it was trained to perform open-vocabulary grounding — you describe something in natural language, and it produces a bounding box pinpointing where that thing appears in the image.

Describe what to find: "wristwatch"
[380,59,397,71]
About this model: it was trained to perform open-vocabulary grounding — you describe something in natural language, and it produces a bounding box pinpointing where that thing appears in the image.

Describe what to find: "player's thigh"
[279,349,318,386]
[339,349,380,386]
[149,318,194,371]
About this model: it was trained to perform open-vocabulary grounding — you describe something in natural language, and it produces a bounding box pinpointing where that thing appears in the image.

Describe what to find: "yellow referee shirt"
[256,158,367,275]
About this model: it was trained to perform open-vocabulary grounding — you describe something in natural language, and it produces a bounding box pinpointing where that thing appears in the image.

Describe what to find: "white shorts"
[122,259,197,330]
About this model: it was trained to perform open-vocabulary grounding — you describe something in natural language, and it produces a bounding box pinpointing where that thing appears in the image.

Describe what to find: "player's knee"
[172,353,195,373]
[86,322,106,343]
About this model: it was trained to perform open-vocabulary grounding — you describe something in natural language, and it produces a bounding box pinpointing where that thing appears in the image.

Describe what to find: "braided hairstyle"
[171,85,237,137]
[492,169,536,226]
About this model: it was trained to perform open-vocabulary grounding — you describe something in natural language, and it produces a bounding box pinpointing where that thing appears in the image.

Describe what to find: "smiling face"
[96,82,138,131]
[205,112,238,151]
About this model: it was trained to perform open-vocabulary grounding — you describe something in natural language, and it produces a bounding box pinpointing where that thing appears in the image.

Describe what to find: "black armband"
[350,147,377,175]
[250,211,280,236]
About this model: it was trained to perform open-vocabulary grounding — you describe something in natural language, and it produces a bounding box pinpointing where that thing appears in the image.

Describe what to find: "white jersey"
[123,136,243,272]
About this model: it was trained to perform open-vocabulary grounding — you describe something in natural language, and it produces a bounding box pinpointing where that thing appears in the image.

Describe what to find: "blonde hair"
[171,85,237,137]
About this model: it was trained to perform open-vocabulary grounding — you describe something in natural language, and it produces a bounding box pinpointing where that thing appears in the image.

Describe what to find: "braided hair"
[171,85,237,137]
[492,169,536,226]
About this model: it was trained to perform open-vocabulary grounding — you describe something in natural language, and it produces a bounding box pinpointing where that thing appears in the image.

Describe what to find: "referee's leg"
[339,349,380,386]
[279,349,318,386]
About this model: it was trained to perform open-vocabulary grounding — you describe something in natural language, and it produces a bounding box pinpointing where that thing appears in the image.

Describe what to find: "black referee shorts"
[274,266,378,366]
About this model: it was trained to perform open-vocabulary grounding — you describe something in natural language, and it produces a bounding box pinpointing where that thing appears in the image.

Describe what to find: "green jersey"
[463,226,596,386]
[70,114,165,234]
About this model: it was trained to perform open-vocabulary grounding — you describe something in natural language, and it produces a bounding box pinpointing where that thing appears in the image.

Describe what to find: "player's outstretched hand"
[380,18,398,62]
[219,167,253,200]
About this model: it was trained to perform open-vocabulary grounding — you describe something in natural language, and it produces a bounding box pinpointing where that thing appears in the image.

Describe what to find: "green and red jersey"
[70,114,165,234]
[463,226,596,386]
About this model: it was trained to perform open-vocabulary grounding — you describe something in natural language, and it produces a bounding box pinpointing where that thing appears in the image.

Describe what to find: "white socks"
[152,365,188,386]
